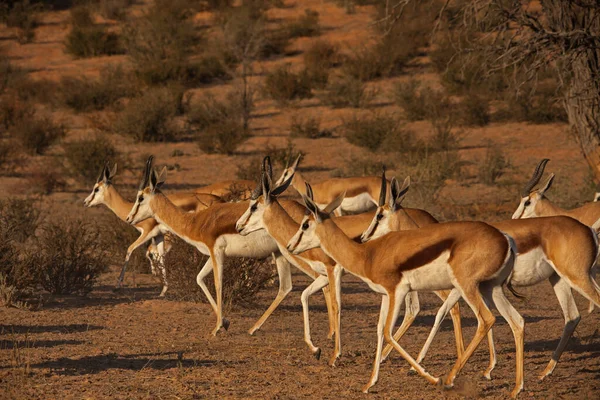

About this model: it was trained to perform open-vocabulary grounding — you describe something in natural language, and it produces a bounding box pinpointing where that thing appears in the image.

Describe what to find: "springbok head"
[512,158,554,219]
[286,183,345,254]
[126,156,167,225]
[236,156,294,235]
[84,163,118,207]
[274,153,302,187]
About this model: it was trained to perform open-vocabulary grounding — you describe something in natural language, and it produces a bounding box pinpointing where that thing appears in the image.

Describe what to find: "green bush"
[60,65,136,112]
[263,65,313,105]
[64,136,120,184]
[112,87,180,142]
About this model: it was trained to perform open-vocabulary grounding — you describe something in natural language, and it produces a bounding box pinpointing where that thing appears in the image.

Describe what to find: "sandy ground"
[1,268,599,399]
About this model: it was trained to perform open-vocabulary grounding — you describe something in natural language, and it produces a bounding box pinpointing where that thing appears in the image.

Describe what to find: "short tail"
[503,234,527,300]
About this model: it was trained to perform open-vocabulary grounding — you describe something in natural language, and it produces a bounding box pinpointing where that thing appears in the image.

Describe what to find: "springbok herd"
[83,156,600,398]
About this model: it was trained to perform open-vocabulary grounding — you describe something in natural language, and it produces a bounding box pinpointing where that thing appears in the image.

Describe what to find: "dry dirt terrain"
[2,0,600,398]
[1,269,600,399]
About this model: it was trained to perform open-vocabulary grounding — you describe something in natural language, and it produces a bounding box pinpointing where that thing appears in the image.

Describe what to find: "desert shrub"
[10,111,65,154]
[290,115,331,139]
[266,139,296,169]
[459,92,490,126]
[331,155,391,177]
[64,136,120,184]
[165,238,275,309]
[27,166,67,195]
[60,65,136,112]
[263,64,313,105]
[302,40,338,88]
[0,141,12,169]
[123,0,200,85]
[0,197,41,243]
[501,84,568,124]
[97,213,149,274]
[189,92,249,154]
[188,55,231,85]
[429,119,461,151]
[0,234,35,308]
[235,156,262,181]
[478,141,510,185]
[112,87,180,142]
[412,150,463,191]
[32,220,108,295]
[98,0,134,20]
[65,6,122,58]
[10,77,57,104]
[344,113,397,152]
[287,9,320,38]
[393,79,451,122]
[0,0,42,43]
[321,74,373,108]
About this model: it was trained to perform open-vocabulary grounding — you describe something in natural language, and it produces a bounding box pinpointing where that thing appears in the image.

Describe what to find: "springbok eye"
[251,204,258,212]
[138,196,144,202]
[94,187,99,193]
[302,222,309,230]
[524,200,531,207]
[376,213,383,221]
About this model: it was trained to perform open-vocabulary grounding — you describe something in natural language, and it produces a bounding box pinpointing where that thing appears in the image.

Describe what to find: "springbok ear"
[261,171,271,204]
[305,182,315,201]
[291,153,302,171]
[378,166,387,207]
[109,163,118,180]
[149,169,158,192]
[389,177,400,211]
[302,194,319,217]
[538,173,555,195]
[271,172,294,197]
[323,191,346,215]
[102,162,111,182]
[396,176,410,204]
[263,156,273,181]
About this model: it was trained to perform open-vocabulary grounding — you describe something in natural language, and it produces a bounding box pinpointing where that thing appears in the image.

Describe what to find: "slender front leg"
[210,249,227,336]
[196,256,217,314]
[382,291,420,361]
[540,275,581,380]
[300,275,330,359]
[436,290,466,359]
[118,232,152,288]
[248,255,292,335]
[363,295,389,393]
[155,236,168,297]
[326,264,343,366]
[323,286,335,340]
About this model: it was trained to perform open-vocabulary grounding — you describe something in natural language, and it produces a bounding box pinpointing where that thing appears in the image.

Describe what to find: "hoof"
[314,348,321,360]
[483,371,492,380]
[223,319,230,331]
[328,356,338,367]
[361,384,372,393]
[407,368,417,376]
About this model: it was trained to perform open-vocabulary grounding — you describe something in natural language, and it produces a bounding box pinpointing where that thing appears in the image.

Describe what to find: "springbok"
[286,186,524,398]
[363,172,600,382]
[195,179,256,200]
[125,156,336,340]
[83,163,222,296]
[273,154,389,215]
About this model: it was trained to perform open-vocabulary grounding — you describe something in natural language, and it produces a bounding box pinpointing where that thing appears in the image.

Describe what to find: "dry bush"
[27,166,67,195]
[290,115,331,139]
[0,141,12,170]
[393,79,451,122]
[165,238,275,309]
[500,82,568,124]
[459,92,490,126]
[235,156,262,181]
[60,65,136,112]
[65,6,122,58]
[343,113,397,152]
[123,0,200,85]
[263,64,313,106]
[0,197,41,243]
[320,74,373,108]
[63,136,120,184]
[331,155,391,177]
[10,111,65,155]
[265,139,296,169]
[0,0,42,43]
[112,87,180,142]
[429,119,461,151]
[190,91,250,154]
[478,140,510,185]
[31,220,108,296]
[97,0,134,20]
[286,9,321,38]
[1,57,56,105]
[303,40,338,89]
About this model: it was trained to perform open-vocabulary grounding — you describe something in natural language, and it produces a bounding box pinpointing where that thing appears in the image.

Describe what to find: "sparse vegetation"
[459,92,490,127]
[190,92,249,154]
[112,87,180,142]
[321,74,373,108]
[290,115,331,139]
[97,0,134,20]
[478,141,510,185]
[65,6,122,58]
[266,139,297,169]
[302,40,338,88]
[0,0,42,44]
[393,79,451,122]
[64,136,120,184]
[263,64,313,106]
[286,9,321,38]
[10,111,65,155]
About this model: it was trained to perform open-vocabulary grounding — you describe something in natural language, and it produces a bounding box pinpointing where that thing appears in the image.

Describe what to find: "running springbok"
[363,172,600,382]
[273,154,389,215]
[125,156,336,339]
[84,163,222,296]
[286,185,524,398]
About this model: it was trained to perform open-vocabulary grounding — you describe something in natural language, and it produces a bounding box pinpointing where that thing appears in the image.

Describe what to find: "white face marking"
[594,192,600,202]
[512,195,537,219]
[84,182,106,207]
[287,215,320,254]
[127,190,154,225]
[236,199,266,235]
[361,206,392,242]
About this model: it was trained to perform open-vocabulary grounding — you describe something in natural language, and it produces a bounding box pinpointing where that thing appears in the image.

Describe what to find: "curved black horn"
[139,155,154,191]
[522,158,550,196]
[379,166,387,206]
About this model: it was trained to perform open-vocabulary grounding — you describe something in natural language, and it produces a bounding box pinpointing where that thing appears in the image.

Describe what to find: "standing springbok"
[273,154,389,215]
[125,156,336,339]
[363,173,600,382]
[287,186,524,398]
[83,163,222,296]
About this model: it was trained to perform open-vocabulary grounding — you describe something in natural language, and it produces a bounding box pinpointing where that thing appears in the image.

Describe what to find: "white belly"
[403,251,453,291]
[510,247,554,287]
[317,193,376,215]
[221,231,278,258]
